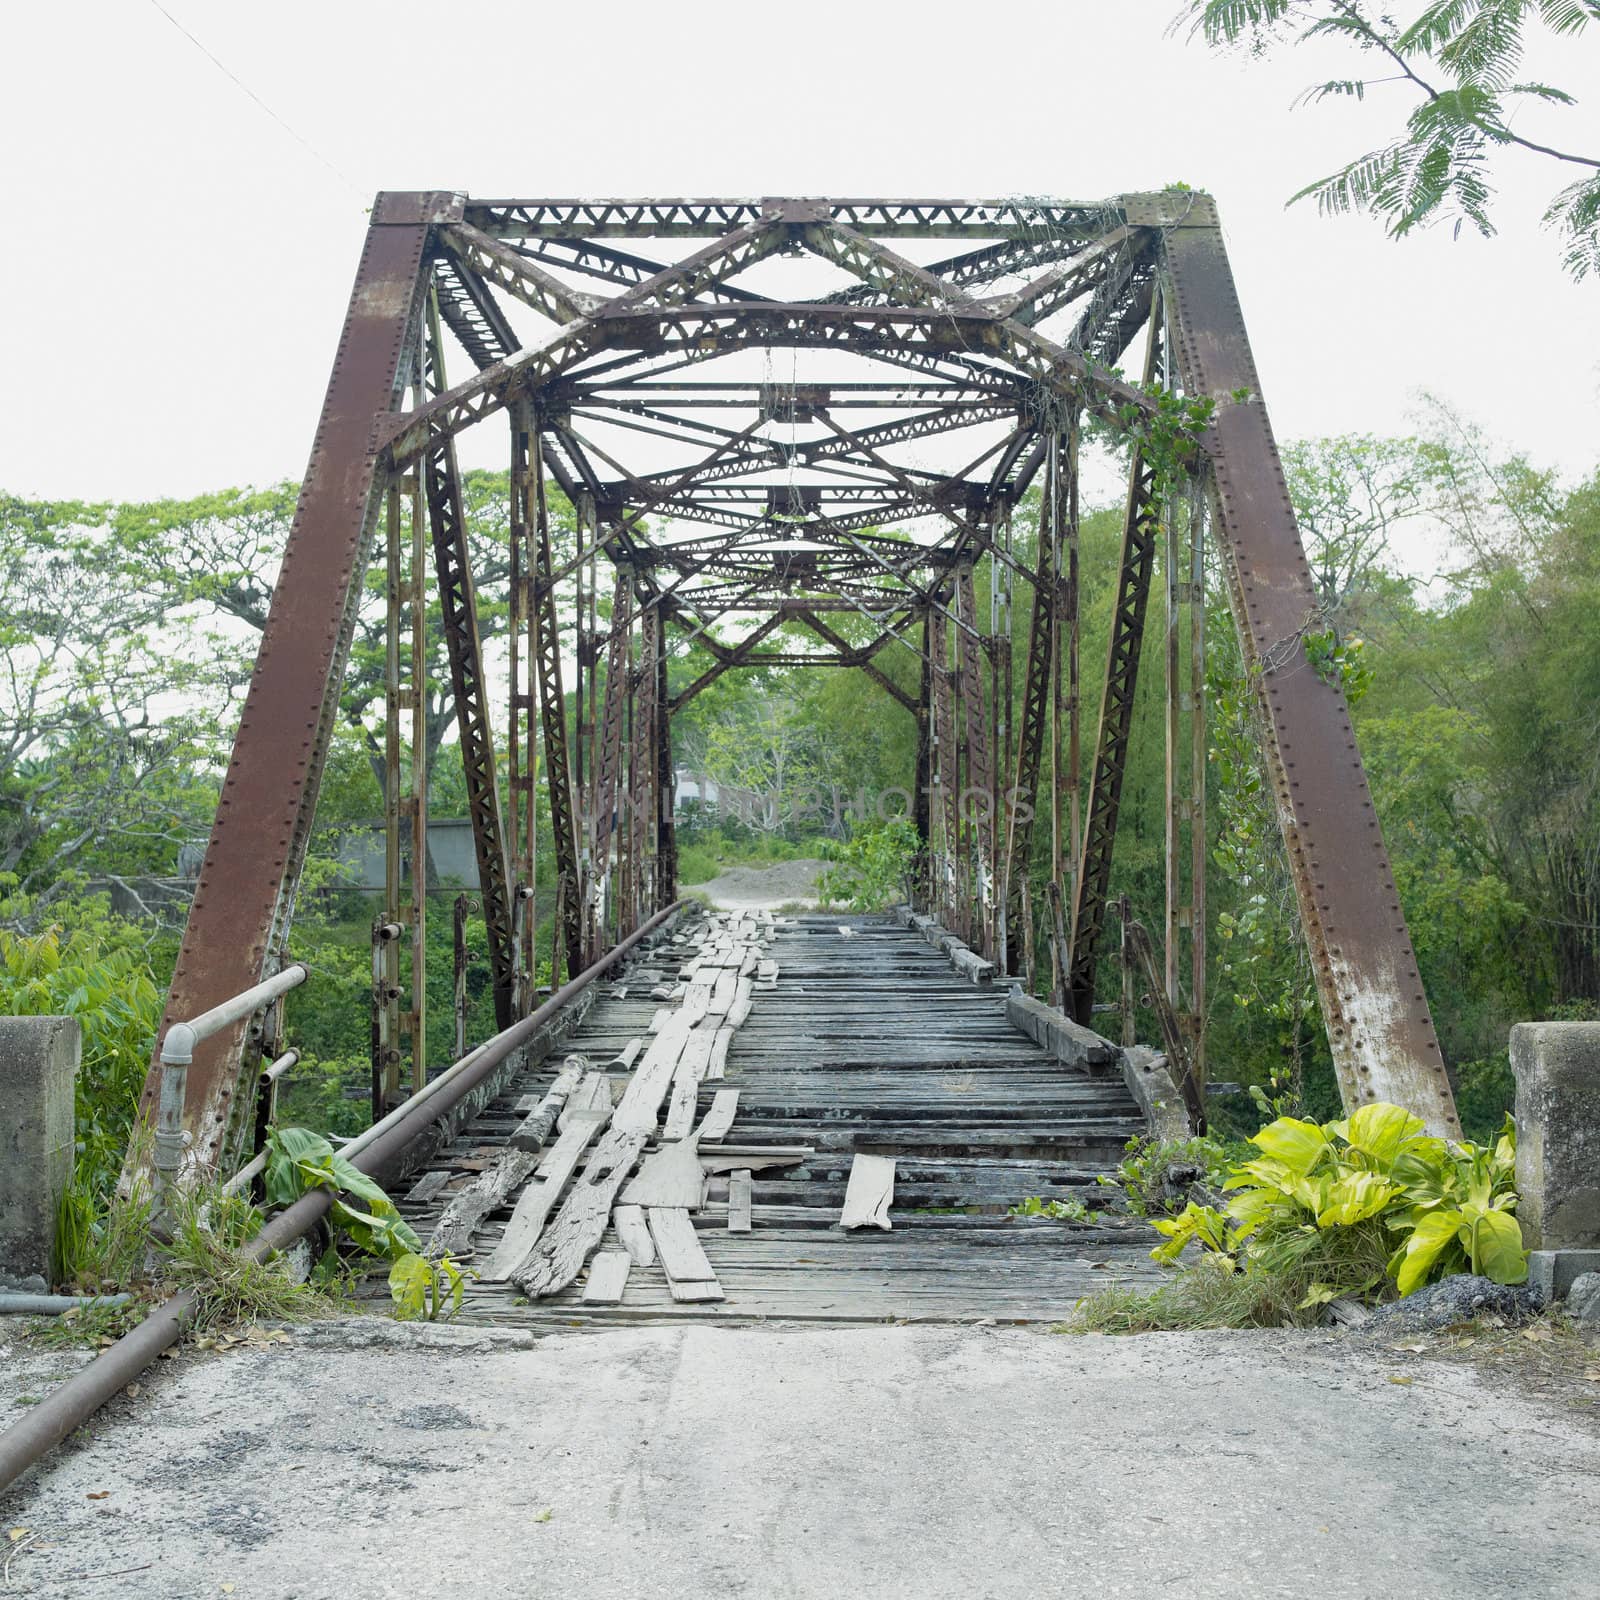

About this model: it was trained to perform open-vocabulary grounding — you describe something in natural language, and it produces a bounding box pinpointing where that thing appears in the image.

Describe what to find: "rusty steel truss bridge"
[135,189,1462,1182]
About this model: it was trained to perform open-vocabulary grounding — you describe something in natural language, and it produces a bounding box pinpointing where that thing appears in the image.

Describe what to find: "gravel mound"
[691,858,825,910]
[1363,1274,1545,1335]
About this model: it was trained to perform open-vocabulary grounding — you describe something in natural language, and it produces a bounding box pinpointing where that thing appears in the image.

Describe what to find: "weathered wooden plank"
[613,1019,691,1134]
[728,1170,752,1233]
[706,1027,734,1081]
[662,1030,718,1140]
[840,1153,896,1232]
[425,1147,537,1259]
[647,1206,719,1285]
[667,1278,726,1303]
[404,1170,451,1204]
[515,1125,650,1298]
[696,1088,740,1144]
[609,1037,644,1071]
[509,1059,586,1152]
[619,1129,705,1208]
[707,969,739,1019]
[480,1111,607,1281]
[558,1069,612,1131]
[612,1204,655,1267]
[726,976,755,1029]
[581,1251,631,1305]
[698,1148,808,1175]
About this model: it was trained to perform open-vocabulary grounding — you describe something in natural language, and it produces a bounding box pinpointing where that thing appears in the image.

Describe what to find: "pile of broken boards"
[422,911,792,1307]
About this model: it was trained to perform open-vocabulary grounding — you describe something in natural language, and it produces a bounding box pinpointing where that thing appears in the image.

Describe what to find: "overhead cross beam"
[138,188,1460,1195]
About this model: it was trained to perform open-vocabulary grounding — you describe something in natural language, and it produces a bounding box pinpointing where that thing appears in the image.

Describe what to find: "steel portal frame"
[134,189,1460,1183]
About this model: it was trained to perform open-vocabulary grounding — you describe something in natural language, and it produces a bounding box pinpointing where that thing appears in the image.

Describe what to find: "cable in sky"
[143,0,364,199]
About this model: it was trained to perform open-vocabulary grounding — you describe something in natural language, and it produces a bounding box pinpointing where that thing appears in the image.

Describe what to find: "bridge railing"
[153,965,307,1217]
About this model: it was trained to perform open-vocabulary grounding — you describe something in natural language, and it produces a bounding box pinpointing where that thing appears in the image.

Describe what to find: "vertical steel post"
[1154,192,1458,1131]
[532,456,584,979]
[956,565,992,959]
[1066,303,1164,1026]
[424,295,514,1032]
[132,194,445,1181]
[453,892,469,1059]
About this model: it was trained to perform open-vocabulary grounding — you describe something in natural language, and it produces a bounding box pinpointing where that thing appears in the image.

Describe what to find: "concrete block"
[1005,993,1118,1072]
[1527,1250,1600,1301]
[0,1016,79,1284]
[1511,1022,1600,1251]
[1121,1047,1190,1143]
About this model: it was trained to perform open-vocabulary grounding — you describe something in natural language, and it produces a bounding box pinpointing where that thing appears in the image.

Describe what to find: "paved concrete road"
[3,1321,1596,1599]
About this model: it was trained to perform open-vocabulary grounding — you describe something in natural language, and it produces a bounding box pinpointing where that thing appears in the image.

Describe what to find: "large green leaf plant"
[1151,1102,1525,1303]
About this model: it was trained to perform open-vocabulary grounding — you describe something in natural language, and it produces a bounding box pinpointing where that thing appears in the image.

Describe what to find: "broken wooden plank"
[840,1153,896,1232]
[698,1148,808,1175]
[607,1037,644,1071]
[426,1148,538,1259]
[480,1112,607,1281]
[726,976,754,1029]
[647,1206,719,1286]
[508,1058,586,1153]
[696,1088,740,1144]
[581,1251,631,1305]
[706,1026,733,1080]
[404,1170,451,1204]
[557,1069,612,1131]
[619,1128,705,1209]
[515,1126,650,1298]
[612,1019,691,1134]
[612,1204,655,1267]
[728,1170,752,1233]
[661,1030,718,1141]
[667,1278,725,1303]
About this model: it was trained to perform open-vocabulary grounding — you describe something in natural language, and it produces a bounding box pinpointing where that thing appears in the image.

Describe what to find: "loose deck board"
[840,1154,896,1232]
[581,1251,631,1305]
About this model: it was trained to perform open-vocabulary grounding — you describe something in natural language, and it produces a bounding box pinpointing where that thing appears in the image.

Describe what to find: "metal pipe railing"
[154,966,308,1218]
[0,900,685,1498]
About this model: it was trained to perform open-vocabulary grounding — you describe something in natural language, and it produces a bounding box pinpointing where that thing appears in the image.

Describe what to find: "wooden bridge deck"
[378,913,1165,1328]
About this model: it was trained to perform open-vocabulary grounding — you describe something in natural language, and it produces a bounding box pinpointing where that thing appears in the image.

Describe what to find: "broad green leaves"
[264,1127,420,1261]
[1146,1103,1527,1298]
[389,1252,466,1321]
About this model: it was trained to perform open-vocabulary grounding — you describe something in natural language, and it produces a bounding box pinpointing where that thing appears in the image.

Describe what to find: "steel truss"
[138,188,1459,1187]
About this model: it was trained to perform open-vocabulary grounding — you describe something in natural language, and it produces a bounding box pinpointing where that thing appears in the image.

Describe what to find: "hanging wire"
[143,0,363,199]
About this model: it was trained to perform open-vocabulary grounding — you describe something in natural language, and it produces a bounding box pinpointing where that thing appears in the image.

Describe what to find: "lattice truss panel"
[139,191,1460,1185]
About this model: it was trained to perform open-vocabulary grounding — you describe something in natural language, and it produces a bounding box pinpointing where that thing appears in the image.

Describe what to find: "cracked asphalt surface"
[3,1319,1598,1599]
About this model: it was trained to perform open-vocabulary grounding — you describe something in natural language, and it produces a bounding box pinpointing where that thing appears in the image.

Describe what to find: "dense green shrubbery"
[816,817,920,912]
[1150,1103,1525,1306]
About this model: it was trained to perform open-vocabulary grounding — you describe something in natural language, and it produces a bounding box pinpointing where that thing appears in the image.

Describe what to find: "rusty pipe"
[0,901,685,1499]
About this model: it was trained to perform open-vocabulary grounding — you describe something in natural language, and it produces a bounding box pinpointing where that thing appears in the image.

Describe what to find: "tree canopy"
[1180,0,1600,277]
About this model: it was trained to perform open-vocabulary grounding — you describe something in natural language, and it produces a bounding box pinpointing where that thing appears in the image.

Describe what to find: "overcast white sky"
[4,0,1597,527]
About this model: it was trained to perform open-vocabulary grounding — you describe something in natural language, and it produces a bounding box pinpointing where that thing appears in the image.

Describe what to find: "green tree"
[1180,0,1600,277]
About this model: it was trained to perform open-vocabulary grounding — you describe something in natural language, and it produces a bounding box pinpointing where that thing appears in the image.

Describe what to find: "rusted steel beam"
[792,610,917,713]
[377,302,1154,468]
[467,197,1119,240]
[1066,447,1159,1027]
[1152,194,1460,1133]
[439,221,601,325]
[589,569,635,956]
[931,611,961,933]
[956,565,993,959]
[425,405,516,1029]
[1066,295,1165,1026]
[1001,454,1061,972]
[531,436,584,980]
[131,196,447,1181]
